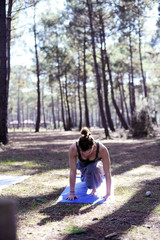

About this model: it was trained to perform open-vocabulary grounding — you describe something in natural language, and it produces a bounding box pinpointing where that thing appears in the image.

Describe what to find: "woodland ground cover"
[0,128,160,240]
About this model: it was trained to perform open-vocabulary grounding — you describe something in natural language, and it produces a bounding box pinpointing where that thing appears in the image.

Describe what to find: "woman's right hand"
[66,194,78,200]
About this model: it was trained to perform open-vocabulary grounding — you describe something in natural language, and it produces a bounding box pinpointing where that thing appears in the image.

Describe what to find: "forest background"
[1,0,160,143]
[0,1,160,239]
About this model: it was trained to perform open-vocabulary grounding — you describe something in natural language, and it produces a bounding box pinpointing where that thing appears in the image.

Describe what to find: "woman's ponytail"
[79,127,94,151]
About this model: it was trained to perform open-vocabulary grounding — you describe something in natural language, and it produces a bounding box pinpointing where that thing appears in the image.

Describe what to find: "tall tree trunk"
[41,84,46,128]
[129,25,136,122]
[50,85,56,129]
[58,76,66,130]
[83,27,90,127]
[6,0,13,103]
[57,96,60,128]
[33,4,41,132]
[105,51,128,130]
[17,82,21,129]
[120,75,130,125]
[21,102,24,129]
[137,3,148,98]
[56,43,66,131]
[95,0,128,130]
[87,0,110,138]
[77,49,82,131]
[0,0,8,144]
[97,0,115,132]
[65,70,72,130]
[90,104,94,126]
[118,78,125,119]
[74,79,77,127]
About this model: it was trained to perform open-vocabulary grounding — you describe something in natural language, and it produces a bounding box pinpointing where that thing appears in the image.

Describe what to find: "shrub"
[131,108,153,138]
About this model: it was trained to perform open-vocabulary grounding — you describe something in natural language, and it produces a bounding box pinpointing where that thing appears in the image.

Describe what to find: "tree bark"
[0,0,8,144]
[87,0,109,138]
[95,0,128,130]
[105,50,128,129]
[56,43,66,130]
[50,85,56,129]
[77,49,82,131]
[6,0,13,103]
[21,102,24,129]
[83,27,90,127]
[33,4,41,132]
[41,83,46,128]
[57,96,60,128]
[137,4,148,98]
[129,25,136,122]
[65,70,72,130]
[97,0,115,132]
[120,75,130,125]
[74,78,77,127]
[118,78,125,119]
[17,81,21,129]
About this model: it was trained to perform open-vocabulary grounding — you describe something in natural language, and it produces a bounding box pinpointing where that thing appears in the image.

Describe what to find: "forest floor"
[0,127,160,240]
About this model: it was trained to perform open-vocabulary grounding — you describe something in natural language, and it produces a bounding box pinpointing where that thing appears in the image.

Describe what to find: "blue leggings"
[77,161,103,189]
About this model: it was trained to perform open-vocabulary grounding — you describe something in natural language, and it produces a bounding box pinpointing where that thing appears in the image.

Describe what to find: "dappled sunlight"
[59,177,160,240]
[123,164,160,178]
[0,130,159,239]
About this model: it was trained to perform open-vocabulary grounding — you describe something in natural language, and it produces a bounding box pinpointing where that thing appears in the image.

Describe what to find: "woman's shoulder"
[69,142,78,156]
[97,141,109,154]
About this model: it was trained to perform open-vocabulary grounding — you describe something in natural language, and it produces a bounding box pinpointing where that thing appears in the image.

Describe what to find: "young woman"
[66,127,112,200]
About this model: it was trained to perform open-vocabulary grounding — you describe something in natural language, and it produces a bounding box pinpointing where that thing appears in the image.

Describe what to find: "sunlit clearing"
[123,164,160,179]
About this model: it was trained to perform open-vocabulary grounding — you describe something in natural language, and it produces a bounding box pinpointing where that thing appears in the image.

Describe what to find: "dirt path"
[0,129,160,240]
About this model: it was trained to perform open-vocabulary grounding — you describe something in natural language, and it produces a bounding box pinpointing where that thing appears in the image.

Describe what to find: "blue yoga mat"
[57,176,107,204]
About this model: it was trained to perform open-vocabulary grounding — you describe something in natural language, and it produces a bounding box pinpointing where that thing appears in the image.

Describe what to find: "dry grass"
[0,128,160,240]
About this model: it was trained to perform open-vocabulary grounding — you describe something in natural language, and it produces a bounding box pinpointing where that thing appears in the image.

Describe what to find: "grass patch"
[63,226,86,235]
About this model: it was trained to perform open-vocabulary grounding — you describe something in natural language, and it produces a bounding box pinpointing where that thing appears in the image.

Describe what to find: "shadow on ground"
[60,177,160,240]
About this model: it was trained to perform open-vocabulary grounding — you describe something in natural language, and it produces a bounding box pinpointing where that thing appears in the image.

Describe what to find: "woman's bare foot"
[91,189,97,195]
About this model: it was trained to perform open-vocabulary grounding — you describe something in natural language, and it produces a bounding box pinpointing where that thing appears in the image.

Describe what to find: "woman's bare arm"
[66,144,78,200]
[100,144,112,200]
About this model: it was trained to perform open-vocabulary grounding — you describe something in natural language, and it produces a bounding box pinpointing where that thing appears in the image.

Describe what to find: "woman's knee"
[87,162,97,172]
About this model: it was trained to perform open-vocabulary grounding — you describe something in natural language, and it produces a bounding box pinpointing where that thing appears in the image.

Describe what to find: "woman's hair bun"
[79,127,94,151]
[81,127,90,137]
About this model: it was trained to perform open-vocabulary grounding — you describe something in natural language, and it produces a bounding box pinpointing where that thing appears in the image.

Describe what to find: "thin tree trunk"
[58,76,66,130]
[17,82,20,129]
[91,104,94,126]
[120,75,130,125]
[129,25,136,120]
[56,43,66,130]
[42,84,46,128]
[21,102,24,129]
[65,70,72,130]
[83,27,90,127]
[77,49,82,131]
[96,0,128,130]
[57,96,60,128]
[33,4,41,132]
[105,51,128,129]
[137,3,148,98]
[87,0,109,138]
[74,79,77,127]
[97,0,115,132]
[118,79,124,118]
[0,0,8,144]
[51,85,56,129]
[6,0,13,104]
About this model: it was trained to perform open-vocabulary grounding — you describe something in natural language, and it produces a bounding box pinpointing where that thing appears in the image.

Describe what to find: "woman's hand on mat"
[103,194,111,200]
[66,194,78,200]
